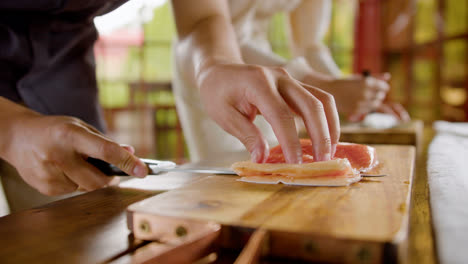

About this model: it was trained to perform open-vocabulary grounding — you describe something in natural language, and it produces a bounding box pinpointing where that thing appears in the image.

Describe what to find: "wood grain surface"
[407,127,437,264]
[128,145,416,263]
[0,187,159,264]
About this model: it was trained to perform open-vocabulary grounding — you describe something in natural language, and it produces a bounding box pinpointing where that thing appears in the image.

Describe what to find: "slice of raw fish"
[238,174,362,187]
[231,140,378,186]
[232,158,356,178]
[232,158,361,186]
[266,139,378,172]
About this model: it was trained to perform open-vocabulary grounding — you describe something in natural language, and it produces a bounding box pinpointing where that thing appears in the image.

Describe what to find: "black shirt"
[0,0,128,132]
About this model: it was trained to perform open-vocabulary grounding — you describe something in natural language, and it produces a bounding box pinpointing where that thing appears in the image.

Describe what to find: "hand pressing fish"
[231,139,379,186]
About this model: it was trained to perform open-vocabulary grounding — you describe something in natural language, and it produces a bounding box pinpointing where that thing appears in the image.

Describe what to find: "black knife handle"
[362,69,371,78]
[86,157,130,176]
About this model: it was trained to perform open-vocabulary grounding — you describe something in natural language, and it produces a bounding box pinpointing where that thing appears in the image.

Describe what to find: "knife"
[87,157,236,176]
[87,158,386,177]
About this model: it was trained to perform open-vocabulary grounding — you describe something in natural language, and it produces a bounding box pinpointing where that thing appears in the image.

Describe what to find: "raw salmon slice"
[266,139,378,172]
[231,139,378,186]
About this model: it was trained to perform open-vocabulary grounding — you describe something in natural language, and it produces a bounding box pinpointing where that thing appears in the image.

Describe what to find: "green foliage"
[98,81,130,108]
[414,0,437,44]
[444,40,466,81]
[410,0,467,120]
[144,2,175,41]
[98,1,176,108]
[269,13,292,59]
[328,0,356,74]
[413,60,436,103]
[445,0,468,36]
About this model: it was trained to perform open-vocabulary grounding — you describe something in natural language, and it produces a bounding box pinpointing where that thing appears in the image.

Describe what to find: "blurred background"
[94,0,468,162]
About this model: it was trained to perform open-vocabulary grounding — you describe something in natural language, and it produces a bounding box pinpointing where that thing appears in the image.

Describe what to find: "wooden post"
[434,0,445,120]
[465,2,468,121]
[353,0,383,74]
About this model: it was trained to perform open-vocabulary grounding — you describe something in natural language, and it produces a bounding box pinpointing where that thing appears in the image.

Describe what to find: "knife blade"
[87,157,236,176]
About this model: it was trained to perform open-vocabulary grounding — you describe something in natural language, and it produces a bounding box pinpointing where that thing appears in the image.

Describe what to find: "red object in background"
[353,0,383,74]
[94,29,144,58]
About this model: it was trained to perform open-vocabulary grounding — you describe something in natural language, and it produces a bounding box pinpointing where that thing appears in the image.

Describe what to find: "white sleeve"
[288,0,342,77]
[239,41,313,82]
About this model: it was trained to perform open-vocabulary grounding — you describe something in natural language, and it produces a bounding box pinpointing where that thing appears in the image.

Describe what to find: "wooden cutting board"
[127,145,415,263]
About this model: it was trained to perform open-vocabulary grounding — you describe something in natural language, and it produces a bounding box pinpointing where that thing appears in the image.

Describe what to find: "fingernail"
[251,149,261,163]
[331,144,337,157]
[296,150,303,164]
[133,162,147,178]
[262,148,270,163]
[323,153,331,161]
[286,149,302,164]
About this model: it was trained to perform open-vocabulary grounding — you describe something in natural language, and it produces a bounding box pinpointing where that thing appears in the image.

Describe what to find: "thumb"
[120,144,136,154]
[376,72,391,82]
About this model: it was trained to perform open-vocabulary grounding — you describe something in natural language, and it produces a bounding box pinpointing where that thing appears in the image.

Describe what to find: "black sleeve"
[0,0,66,12]
[0,0,114,14]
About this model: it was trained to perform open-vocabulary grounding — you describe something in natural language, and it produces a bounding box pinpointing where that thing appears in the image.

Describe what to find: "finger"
[366,99,384,111]
[375,72,391,82]
[363,87,386,104]
[120,144,136,154]
[366,77,390,93]
[348,112,367,122]
[361,87,386,108]
[376,90,386,101]
[214,106,270,163]
[296,81,341,159]
[377,103,398,116]
[352,99,381,119]
[63,154,115,191]
[278,79,332,161]
[251,82,302,164]
[364,90,387,104]
[78,119,102,134]
[390,102,411,122]
[77,120,107,141]
[311,91,340,158]
[69,127,148,178]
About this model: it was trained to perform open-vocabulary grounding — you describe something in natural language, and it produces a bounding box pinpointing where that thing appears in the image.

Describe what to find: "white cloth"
[427,121,468,264]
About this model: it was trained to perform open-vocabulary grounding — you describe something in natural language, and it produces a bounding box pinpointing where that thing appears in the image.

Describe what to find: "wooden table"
[0,144,436,264]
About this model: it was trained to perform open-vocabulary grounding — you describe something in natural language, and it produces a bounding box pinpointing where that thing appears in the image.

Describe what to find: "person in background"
[282,0,409,121]
[172,0,410,163]
[0,0,339,214]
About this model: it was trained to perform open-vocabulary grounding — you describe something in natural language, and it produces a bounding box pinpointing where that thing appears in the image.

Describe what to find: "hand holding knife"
[87,157,236,176]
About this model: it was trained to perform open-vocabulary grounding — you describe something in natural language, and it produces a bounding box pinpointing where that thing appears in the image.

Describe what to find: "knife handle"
[362,69,371,78]
[86,157,130,176]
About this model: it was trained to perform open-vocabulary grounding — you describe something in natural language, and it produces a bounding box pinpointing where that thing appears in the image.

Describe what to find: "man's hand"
[0,106,148,196]
[197,63,340,163]
[376,102,411,122]
[303,74,390,121]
